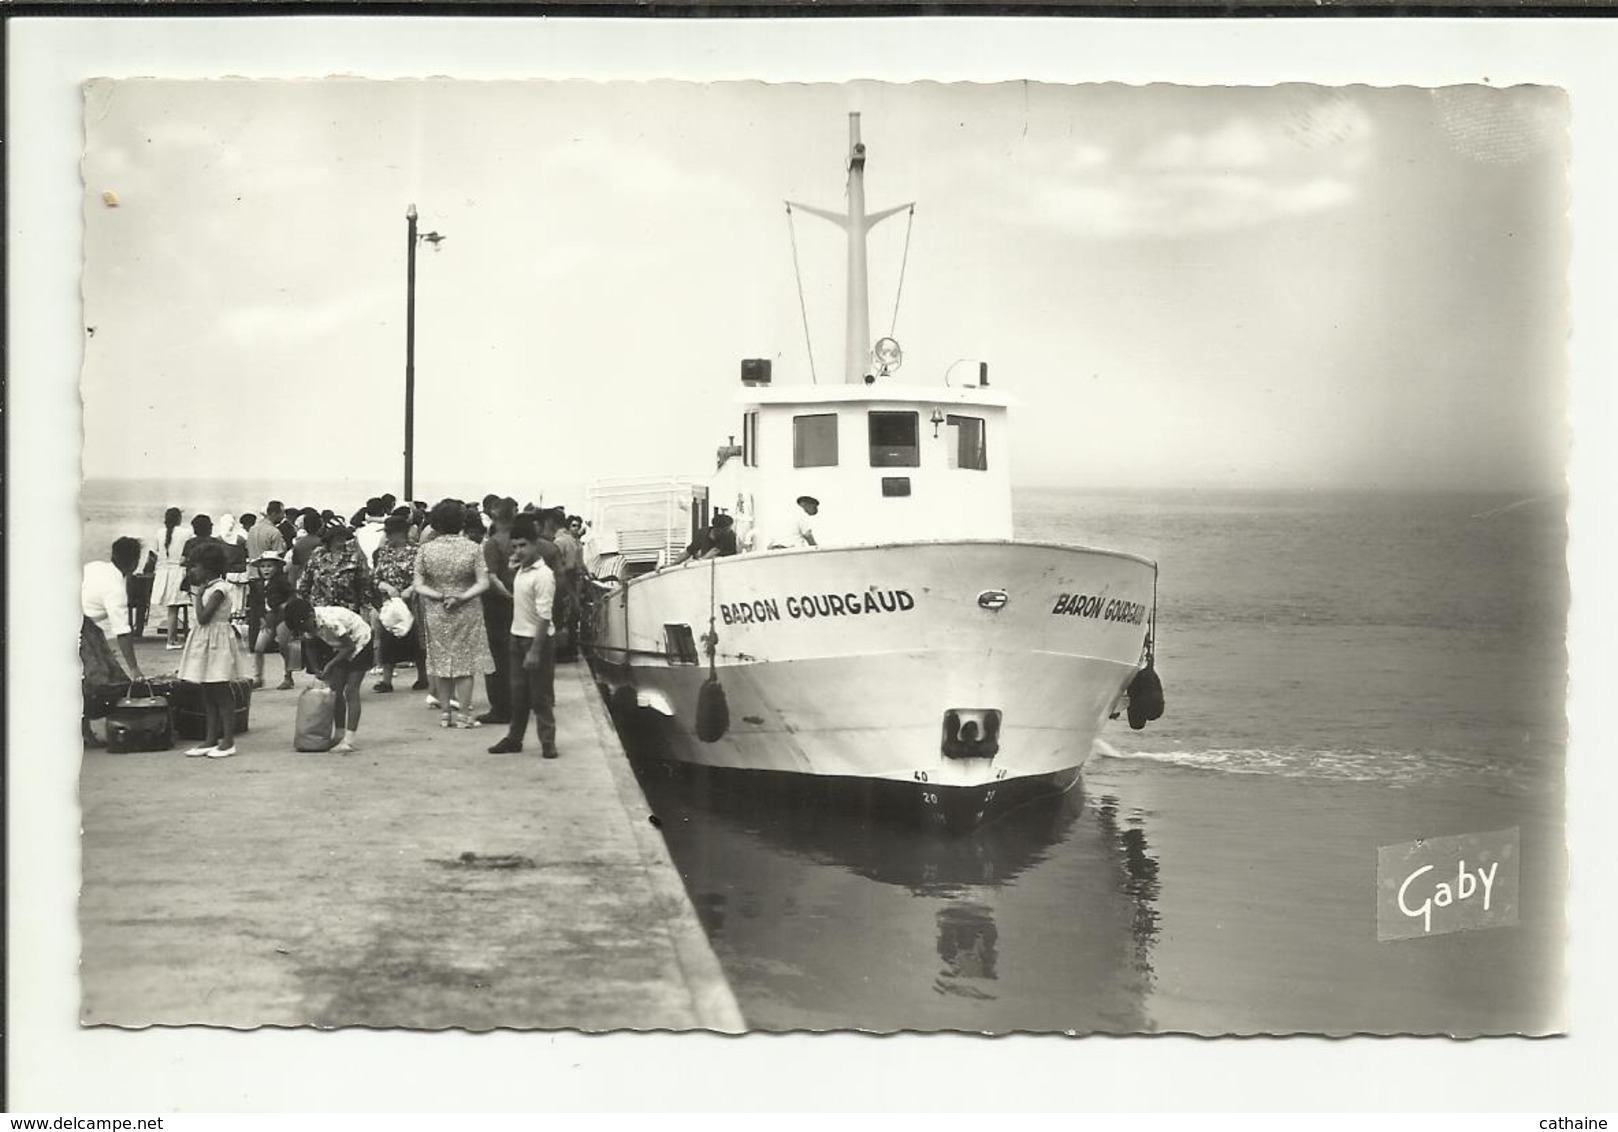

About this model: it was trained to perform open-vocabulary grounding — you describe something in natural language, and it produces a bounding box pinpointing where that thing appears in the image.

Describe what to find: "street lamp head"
[406,203,417,220]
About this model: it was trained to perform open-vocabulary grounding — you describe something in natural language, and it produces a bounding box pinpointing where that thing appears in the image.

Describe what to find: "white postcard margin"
[8,14,1617,1114]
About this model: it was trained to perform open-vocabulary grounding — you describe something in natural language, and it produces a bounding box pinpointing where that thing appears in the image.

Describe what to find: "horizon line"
[78,474,1569,497]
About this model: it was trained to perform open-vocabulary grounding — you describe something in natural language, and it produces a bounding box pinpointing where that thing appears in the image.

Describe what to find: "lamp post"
[404,203,417,503]
[403,204,444,503]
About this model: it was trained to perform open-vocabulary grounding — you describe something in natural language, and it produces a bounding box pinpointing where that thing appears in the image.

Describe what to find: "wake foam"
[1091,738,1521,785]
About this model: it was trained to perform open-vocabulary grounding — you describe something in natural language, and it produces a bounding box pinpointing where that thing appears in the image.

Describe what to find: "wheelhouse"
[712,382,1016,548]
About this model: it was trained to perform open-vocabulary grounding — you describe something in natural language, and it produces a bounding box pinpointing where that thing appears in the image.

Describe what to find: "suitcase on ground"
[169,677,253,740]
[105,681,174,753]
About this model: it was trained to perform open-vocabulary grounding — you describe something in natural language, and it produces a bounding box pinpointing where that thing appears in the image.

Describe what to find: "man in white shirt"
[488,513,558,758]
[768,495,821,549]
[82,537,146,677]
[354,497,389,563]
[81,537,146,746]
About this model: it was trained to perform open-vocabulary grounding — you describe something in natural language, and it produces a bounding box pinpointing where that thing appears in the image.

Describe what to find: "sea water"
[626,487,1568,1034]
[79,481,1567,1033]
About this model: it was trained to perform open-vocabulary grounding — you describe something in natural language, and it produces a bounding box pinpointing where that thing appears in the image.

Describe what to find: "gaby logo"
[1398,859,1498,933]
[1376,827,1520,941]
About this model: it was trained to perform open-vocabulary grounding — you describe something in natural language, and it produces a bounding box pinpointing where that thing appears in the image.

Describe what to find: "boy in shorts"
[251,552,297,690]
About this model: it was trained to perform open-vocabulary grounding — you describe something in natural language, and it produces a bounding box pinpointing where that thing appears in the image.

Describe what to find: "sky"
[79,78,1567,494]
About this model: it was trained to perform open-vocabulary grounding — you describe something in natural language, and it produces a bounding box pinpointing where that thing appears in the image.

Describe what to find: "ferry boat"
[585,113,1163,830]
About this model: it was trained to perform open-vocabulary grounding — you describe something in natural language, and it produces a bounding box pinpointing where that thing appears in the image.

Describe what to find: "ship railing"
[584,474,703,568]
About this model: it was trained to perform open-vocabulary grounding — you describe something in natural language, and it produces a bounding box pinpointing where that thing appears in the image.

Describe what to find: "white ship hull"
[588,540,1155,825]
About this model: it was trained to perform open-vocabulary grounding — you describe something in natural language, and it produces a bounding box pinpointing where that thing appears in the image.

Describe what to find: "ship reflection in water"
[616,708,1163,1033]
[933,902,999,1001]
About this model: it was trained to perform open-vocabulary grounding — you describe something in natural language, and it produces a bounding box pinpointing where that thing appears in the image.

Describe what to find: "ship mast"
[788,113,913,384]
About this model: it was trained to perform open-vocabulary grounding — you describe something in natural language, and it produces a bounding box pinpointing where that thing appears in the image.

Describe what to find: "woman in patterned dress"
[412,499,494,729]
[296,520,372,675]
[297,520,373,612]
[370,515,427,694]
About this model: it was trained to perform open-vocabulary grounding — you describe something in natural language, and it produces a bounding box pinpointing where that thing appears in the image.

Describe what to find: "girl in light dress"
[151,507,189,649]
[177,543,245,758]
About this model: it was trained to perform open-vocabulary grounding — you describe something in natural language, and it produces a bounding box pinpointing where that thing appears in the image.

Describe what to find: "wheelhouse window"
[743,411,759,467]
[946,414,988,471]
[793,413,839,468]
[868,411,920,468]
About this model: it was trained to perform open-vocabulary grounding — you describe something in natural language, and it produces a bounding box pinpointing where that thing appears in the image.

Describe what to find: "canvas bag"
[379,595,414,638]
[106,681,174,753]
[293,684,338,752]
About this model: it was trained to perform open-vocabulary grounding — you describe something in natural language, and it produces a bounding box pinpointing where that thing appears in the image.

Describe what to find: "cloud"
[1009,169,1355,240]
[540,134,749,206]
[990,101,1372,239]
[1063,143,1111,174]
[216,285,394,343]
[1138,118,1272,171]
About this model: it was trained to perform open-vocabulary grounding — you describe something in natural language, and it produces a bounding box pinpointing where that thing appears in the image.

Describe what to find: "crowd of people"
[83,486,824,757]
[81,493,595,760]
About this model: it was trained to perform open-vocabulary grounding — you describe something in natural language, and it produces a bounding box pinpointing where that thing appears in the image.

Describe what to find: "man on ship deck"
[668,520,714,567]
[706,513,740,558]
[766,495,820,549]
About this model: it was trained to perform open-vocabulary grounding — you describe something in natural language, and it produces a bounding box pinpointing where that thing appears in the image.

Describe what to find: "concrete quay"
[78,637,745,1032]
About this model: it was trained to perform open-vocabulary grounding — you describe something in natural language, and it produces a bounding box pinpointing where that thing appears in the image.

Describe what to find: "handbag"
[105,680,174,753]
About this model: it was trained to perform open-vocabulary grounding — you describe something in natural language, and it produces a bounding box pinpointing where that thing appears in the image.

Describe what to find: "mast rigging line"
[785,204,819,385]
[888,205,916,339]
[1147,565,1158,667]
[705,556,719,674]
